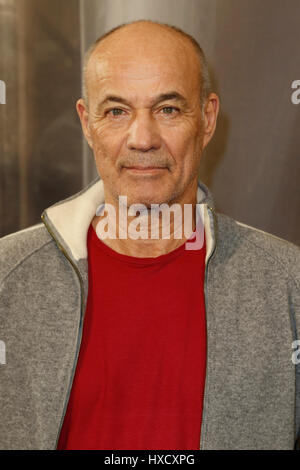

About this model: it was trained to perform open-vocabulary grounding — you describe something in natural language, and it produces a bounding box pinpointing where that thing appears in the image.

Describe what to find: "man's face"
[77,24,218,207]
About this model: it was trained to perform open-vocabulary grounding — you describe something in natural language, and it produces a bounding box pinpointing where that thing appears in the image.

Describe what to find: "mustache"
[118,154,171,169]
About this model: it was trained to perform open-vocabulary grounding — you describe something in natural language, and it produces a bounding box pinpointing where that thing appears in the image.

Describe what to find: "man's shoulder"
[216,211,300,283]
[0,223,53,284]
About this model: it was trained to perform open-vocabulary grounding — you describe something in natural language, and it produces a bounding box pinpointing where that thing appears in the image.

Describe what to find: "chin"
[130,191,179,209]
[115,177,177,208]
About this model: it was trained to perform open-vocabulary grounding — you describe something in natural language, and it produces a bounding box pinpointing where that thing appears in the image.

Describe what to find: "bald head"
[82,20,211,111]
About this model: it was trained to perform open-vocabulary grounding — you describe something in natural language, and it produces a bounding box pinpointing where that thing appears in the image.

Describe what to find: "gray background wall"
[0,0,82,236]
[1,0,299,245]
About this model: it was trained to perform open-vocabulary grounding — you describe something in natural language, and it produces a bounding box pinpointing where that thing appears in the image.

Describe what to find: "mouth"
[123,166,167,174]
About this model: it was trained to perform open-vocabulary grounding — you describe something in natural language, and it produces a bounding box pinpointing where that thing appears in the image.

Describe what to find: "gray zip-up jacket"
[0,175,299,450]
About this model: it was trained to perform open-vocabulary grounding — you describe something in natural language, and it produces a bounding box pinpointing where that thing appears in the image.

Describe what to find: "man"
[0,20,299,450]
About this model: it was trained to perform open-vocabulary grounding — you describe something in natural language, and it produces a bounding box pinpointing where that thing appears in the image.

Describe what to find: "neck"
[91,192,199,258]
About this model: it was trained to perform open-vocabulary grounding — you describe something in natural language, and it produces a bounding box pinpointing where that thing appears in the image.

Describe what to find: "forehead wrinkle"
[88,65,197,102]
[85,34,201,107]
[92,55,187,79]
[89,65,190,98]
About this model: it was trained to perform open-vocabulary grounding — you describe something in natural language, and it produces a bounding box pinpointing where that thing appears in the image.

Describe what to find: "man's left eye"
[108,108,124,116]
[161,106,178,114]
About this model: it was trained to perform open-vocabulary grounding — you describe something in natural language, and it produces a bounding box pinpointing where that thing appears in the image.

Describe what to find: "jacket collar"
[41,175,216,265]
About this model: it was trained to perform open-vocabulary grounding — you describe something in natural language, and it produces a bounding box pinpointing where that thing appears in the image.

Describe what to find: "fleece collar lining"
[42,176,215,265]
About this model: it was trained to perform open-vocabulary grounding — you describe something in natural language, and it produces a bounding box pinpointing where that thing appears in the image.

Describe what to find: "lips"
[125,166,165,170]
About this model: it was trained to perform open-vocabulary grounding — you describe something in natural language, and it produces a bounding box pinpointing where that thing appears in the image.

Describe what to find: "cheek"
[163,127,201,166]
[90,126,121,166]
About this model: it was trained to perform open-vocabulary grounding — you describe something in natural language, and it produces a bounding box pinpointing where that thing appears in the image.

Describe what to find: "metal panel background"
[0,0,82,237]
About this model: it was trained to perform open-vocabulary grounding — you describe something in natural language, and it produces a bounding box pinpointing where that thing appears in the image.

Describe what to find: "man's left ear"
[202,93,220,149]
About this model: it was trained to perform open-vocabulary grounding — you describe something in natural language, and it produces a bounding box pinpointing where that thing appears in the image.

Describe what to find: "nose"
[126,110,161,152]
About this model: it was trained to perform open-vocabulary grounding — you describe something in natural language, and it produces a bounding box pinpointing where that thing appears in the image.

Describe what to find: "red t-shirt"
[57,222,207,450]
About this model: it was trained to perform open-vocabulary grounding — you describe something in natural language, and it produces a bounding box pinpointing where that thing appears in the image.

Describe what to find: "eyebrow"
[96,91,188,112]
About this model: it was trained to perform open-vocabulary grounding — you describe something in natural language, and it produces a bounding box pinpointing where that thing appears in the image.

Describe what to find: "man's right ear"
[76,99,93,149]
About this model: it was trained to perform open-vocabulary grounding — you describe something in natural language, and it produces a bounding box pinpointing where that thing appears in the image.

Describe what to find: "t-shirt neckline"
[88,223,204,267]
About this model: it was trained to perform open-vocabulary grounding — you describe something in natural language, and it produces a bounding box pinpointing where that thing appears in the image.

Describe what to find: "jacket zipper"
[199,205,217,450]
[41,212,86,449]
